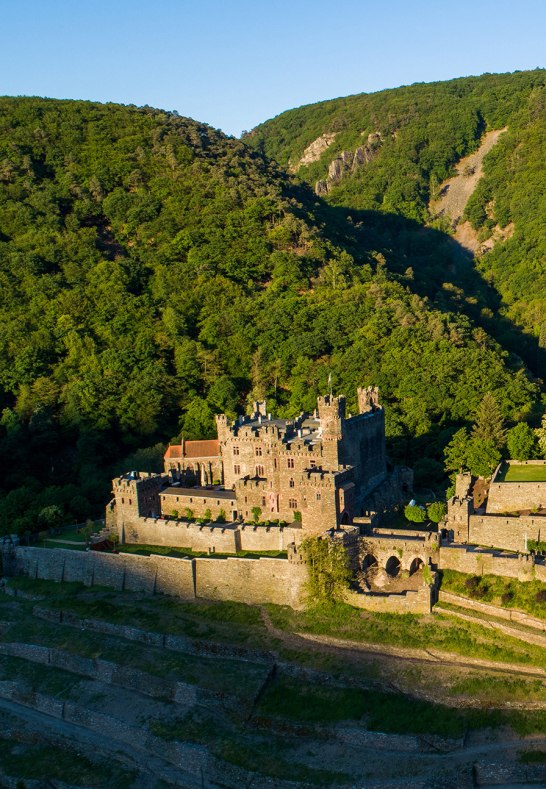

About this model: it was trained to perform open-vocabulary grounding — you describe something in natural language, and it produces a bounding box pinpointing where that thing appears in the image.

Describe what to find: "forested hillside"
[247,70,546,376]
[0,96,539,532]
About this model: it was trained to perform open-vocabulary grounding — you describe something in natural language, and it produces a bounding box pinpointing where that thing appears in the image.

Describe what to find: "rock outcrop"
[293,132,338,171]
[315,132,383,195]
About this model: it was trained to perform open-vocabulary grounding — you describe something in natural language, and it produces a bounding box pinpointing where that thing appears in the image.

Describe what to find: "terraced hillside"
[0,576,545,786]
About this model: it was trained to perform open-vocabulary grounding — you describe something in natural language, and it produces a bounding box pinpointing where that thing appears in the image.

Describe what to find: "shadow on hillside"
[310,197,546,383]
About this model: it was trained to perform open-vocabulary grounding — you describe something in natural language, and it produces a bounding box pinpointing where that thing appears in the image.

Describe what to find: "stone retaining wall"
[439,545,546,582]
[33,605,274,664]
[344,585,433,614]
[438,590,545,631]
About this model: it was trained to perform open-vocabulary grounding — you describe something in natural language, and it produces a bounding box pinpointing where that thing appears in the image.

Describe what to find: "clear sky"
[1,0,544,137]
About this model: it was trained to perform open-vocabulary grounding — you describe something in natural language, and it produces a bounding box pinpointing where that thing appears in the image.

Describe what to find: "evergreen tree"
[444,428,469,473]
[471,393,506,449]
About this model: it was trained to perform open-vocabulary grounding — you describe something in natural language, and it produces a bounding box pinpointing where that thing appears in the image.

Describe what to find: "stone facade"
[445,468,546,553]
[109,387,409,544]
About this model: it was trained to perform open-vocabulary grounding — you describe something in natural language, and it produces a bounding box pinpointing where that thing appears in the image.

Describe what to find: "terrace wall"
[344,586,433,614]
[439,545,546,582]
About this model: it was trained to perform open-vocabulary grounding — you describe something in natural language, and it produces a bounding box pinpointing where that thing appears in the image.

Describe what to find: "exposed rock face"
[293,132,337,171]
[314,132,383,195]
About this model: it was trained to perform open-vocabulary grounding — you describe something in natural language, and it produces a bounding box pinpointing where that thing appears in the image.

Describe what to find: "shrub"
[404,504,425,523]
[534,589,546,603]
[426,501,446,523]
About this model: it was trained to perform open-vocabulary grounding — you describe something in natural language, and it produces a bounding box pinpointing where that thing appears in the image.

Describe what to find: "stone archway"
[409,557,424,576]
[340,510,350,525]
[385,555,401,577]
[362,554,378,572]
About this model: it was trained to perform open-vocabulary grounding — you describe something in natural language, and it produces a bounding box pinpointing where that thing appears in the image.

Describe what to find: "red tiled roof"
[183,439,220,458]
[164,445,183,459]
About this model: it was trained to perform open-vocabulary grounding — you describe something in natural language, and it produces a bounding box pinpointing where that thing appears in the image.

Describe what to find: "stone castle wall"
[487,480,546,515]
[439,545,546,582]
[344,586,432,614]
[13,547,307,608]
[120,516,300,553]
[468,514,544,553]
[359,534,438,573]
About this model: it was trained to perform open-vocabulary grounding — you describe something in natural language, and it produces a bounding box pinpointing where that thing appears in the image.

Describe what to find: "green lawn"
[119,543,287,559]
[498,463,546,482]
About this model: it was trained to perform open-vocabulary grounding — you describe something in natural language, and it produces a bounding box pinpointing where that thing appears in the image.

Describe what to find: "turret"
[317,394,345,466]
[358,386,380,414]
[215,413,230,443]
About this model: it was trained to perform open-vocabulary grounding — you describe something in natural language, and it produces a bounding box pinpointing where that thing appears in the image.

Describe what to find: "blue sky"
[2,0,544,136]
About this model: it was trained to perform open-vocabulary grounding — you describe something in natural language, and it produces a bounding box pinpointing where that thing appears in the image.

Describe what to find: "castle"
[6,389,546,614]
[108,386,411,548]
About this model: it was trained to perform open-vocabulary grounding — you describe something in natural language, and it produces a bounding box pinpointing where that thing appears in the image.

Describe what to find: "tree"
[300,536,351,603]
[466,440,501,478]
[203,508,212,522]
[404,504,426,523]
[472,393,506,449]
[427,501,446,523]
[38,505,63,531]
[507,423,537,461]
[535,416,546,458]
[444,428,469,473]
[251,506,262,523]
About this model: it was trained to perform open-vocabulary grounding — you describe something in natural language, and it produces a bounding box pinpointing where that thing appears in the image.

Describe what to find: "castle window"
[233,446,239,455]
[274,458,277,469]
[287,458,294,469]
[256,464,264,477]
[234,464,241,475]
[128,499,132,505]
[289,498,297,509]
[262,496,266,506]
[310,460,316,468]
[121,498,124,504]
[255,447,262,456]
[289,479,295,488]
[316,492,321,501]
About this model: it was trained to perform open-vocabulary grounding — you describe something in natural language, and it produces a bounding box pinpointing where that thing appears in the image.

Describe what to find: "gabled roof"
[164,440,220,460]
[183,439,220,458]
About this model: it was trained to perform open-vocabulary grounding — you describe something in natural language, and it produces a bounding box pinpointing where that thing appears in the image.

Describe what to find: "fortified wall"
[487,461,546,514]
[11,546,308,609]
[446,467,546,553]
[439,544,546,582]
[121,517,300,553]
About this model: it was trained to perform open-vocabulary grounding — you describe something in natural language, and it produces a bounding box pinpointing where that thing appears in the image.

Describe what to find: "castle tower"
[358,386,380,414]
[317,394,346,467]
[215,413,231,443]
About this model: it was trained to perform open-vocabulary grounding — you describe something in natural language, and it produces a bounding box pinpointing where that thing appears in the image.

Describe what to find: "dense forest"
[0,85,542,533]
[247,70,546,375]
